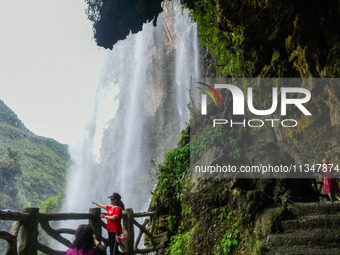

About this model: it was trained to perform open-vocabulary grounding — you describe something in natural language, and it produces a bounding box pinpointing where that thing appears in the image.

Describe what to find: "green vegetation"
[153,125,241,214]
[191,126,241,162]
[187,0,254,77]
[153,142,190,211]
[0,100,70,252]
[150,122,245,254]
[214,210,240,254]
[40,190,66,213]
[166,225,197,255]
[0,100,70,210]
[160,183,243,255]
[85,0,102,23]
[165,215,178,233]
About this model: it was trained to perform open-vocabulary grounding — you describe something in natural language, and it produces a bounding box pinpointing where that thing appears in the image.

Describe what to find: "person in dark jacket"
[66,224,106,255]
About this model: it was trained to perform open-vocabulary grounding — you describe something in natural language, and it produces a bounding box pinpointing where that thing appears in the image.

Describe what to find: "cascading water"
[61,0,199,241]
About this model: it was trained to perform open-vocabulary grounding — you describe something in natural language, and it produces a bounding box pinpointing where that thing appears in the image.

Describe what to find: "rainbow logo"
[196,82,222,106]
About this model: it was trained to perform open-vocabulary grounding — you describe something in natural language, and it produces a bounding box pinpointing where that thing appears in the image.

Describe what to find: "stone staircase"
[266,202,340,255]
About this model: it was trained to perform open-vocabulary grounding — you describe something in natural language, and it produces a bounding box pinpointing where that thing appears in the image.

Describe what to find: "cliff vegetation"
[0,100,70,250]
[148,0,340,254]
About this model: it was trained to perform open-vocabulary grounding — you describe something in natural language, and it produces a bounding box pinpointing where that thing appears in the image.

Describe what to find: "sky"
[0,0,105,145]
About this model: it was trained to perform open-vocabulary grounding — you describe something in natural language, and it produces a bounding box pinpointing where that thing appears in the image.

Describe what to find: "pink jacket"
[66,247,95,255]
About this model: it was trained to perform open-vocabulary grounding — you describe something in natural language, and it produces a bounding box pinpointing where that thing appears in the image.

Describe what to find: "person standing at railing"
[66,224,106,255]
[92,192,125,255]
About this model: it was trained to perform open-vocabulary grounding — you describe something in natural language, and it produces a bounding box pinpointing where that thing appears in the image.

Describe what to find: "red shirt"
[106,206,122,233]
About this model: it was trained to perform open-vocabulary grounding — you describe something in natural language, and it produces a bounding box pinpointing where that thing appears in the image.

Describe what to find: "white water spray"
[62,1,199,225]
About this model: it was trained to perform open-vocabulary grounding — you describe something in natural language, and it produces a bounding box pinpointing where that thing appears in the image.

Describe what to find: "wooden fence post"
[4,221,21,255]
[18,207,39,255]
[123,208,134,255]
[88,208,102,242]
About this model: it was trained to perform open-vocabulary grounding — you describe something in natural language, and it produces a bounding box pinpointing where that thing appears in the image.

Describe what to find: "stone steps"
[267,246,340,255]
[281,214,340,232]
[266,202,340,254]
[267,229,340,247]
[287,202,340,216]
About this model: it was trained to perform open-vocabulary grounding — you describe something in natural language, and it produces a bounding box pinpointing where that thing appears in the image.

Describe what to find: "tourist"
[92,193,125,255]
[66,224,105,255]
[322,157,340,202]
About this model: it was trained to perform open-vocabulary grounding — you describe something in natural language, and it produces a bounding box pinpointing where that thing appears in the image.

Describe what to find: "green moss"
[213,210,241,254]
[188,0,254,77]
[177,123,190,148]
[166,224,198,255]
[191,126,241,163]
[152,142,190,215]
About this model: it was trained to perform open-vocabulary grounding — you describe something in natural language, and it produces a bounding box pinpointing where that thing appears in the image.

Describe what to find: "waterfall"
[61,0,199,231]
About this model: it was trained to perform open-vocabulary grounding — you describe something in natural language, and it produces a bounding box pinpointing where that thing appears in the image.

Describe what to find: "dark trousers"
[108,232,121,255]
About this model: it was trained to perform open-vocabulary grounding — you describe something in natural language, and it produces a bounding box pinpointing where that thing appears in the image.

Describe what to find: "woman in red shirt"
[92,193,125,255]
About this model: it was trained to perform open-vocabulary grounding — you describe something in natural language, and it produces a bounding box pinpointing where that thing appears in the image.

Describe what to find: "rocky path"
[267,202,340,255]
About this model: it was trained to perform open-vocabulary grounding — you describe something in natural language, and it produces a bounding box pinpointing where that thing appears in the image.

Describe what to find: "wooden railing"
[0,207,168,255]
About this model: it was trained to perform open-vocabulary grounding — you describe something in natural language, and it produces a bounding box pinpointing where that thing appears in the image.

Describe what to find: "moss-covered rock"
[141,1,340,254]
[183,0,340,78]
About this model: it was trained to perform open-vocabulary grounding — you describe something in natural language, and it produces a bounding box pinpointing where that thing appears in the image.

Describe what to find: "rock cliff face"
[181,0,340,192]
[147,1,340,254]
[182,0,340,78]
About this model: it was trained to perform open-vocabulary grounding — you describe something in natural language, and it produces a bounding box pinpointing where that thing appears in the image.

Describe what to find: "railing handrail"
[0,209,29,221]
[39,212,92,221]
[0,207,165,255]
